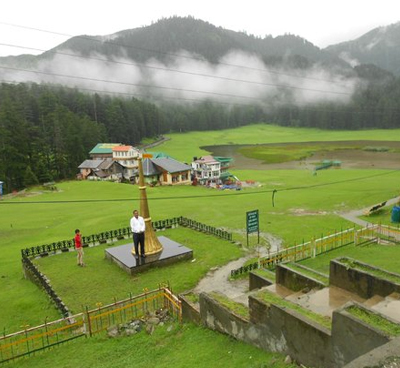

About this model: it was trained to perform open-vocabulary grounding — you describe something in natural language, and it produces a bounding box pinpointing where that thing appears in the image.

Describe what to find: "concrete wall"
[192,258,400,368]
[249,294,333,368]
[179,293,201,325]
[197,291,397,368]
[330,257,400,298]
[199,292,253,345]
[331,303,392,367]
[343,335,400,368]
[275,264,326,292]
[249,271,273,291]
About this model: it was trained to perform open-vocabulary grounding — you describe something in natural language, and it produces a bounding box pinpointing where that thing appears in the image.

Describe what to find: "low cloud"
[338,51,360,68]
[0,48,359,106]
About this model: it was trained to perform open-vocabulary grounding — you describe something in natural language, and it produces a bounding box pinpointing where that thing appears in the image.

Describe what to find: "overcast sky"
[0,0,399,57]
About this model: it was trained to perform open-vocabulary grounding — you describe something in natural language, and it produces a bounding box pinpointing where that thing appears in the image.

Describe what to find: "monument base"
[105,236,193,275]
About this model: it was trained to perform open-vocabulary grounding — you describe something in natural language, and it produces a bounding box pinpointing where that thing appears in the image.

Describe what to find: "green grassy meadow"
[1,124,400,366]
[299,243,400,275]
[10,323,295,368]
[158,123,400,162]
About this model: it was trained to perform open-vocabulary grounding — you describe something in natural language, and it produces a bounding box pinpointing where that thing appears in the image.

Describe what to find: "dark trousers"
[133,232,145,256]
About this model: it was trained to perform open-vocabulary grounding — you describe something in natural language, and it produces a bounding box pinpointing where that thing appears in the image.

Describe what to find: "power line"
[1,169,398,205]
[0,65,265,101]
[0,78,258,107]
[2,78,399,116]
[2,24,400,114]
[1,63,354,105]
[0,21,345,84]
[0,43,352,95]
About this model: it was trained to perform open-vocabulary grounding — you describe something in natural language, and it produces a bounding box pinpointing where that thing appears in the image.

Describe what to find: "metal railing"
[0,287,181,364]
[21,216,233,258]
[230,224,399,277]
[22,257,70,317]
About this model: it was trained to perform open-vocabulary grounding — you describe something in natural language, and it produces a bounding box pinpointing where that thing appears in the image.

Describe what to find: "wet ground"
[192,196,400,323]
[204,140,400,170]
[273,285,400,323]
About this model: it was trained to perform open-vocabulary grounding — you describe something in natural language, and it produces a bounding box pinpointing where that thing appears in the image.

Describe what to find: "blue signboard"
[0,181,3,197]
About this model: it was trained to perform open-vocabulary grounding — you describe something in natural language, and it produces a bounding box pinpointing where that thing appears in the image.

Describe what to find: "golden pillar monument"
[131,154,163,256]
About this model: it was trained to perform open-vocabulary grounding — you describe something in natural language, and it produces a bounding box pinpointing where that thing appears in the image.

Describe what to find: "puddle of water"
[282,286,366,317]
[368,293,400,322]
[267,284,400,322]
[265,283,295,298]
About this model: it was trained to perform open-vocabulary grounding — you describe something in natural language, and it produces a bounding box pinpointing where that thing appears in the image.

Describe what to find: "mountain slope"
[325,22,400,76]
[1,16,350,73]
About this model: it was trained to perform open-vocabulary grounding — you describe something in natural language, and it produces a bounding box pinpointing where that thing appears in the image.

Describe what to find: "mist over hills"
[1,15,400,111]
[1,16,400,193]
[2,16,400,74]
[326,22,400,76]
[0,16,369,107]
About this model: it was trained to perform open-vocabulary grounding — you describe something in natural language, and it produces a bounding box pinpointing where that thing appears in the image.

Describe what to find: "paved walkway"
[339,196,400,227]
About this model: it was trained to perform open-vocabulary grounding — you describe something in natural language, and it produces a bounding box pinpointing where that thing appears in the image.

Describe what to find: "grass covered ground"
[1,124,400,365]
[1,164,399,330]
[158,123,400,162]
[9,322,297,368]
[34,228,242,314]
[299,243,400,275]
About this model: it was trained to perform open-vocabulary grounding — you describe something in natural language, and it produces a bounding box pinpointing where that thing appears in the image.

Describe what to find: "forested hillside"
[326,22,400,76]
[0,83,265,193]
[1,17,400,193]
[1,73,400,194]
[0,83,160,192]
[42,16,347,70]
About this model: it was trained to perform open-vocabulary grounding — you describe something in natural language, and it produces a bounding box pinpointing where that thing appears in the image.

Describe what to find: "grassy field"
[299,243,400,275]
[1,124,400,365]
[10,322,296,368]
[1,172,398,330]
[238,141,400,164]
[158,123,400,162]
[34,228,242,314]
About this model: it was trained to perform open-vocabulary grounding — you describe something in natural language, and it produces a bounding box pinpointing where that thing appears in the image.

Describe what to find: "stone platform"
[105,236,193,275]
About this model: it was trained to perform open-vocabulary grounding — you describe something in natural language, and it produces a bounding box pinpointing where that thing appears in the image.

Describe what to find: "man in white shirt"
[130,209,146,259]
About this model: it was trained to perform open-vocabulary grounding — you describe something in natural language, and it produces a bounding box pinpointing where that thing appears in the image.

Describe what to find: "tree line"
[1,75,400,193]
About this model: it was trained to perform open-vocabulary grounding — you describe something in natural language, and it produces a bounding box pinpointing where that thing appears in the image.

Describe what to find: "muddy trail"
[192,231,282,305]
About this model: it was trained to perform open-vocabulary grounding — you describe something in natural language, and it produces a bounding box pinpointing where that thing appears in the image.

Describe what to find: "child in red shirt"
[74,229,85,266]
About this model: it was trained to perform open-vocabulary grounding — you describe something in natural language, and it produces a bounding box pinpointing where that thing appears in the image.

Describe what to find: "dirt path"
[192,233,282,304]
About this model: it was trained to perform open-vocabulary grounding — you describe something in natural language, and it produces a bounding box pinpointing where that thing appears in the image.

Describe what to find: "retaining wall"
[249,270,273,291]
[275,264,326,292]
[330,257,400,298]
[198,291,396,368]
[179,293,201,324]
[331,303,392,367]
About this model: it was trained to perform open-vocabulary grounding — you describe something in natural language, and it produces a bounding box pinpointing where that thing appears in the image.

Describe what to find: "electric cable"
[1,169,398,205]
[0,21,349,84]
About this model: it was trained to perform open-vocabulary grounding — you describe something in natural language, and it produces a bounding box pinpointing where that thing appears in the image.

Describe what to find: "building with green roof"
[89,143,122,159]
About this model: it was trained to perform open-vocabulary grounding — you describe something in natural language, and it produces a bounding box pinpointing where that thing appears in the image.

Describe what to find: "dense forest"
[0,83,160,192]
[0,83,263,193]
[1,70,400,194]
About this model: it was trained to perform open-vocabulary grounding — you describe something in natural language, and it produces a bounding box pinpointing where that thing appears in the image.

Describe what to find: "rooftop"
[113,145,139,152]
[152,157,191,173]
[89,143,122,154]
[193,155,219,164]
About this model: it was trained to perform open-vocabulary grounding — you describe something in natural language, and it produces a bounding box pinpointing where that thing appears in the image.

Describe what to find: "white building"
[191,155,221,184]
[112,145,140,179]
